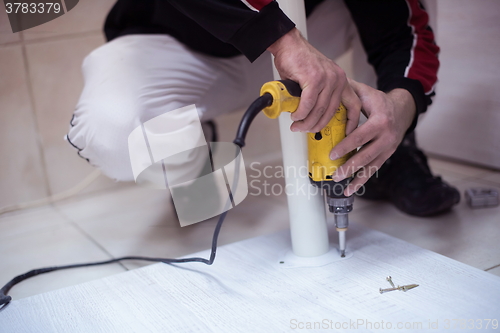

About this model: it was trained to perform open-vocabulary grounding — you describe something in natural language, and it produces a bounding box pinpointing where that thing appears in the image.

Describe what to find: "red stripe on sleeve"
[405,0,440,94]
[243,0,273,11]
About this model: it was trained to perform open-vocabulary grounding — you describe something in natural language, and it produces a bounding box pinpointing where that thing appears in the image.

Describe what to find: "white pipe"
[273,0,329,257]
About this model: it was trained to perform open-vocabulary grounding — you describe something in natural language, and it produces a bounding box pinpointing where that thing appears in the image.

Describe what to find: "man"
[67,0,460,216]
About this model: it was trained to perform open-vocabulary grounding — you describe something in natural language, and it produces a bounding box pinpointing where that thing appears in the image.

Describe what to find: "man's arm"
[345,0,439,128]
[330,0,439,195]
[166,0,295,63]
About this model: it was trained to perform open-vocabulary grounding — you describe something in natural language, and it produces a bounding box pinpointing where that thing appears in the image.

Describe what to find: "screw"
[401,284,419,292]
[386,276,395,288]
[379,287,399,294]
[379,284,419,294]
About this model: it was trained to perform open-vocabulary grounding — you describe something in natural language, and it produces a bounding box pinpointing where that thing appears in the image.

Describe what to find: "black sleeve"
[166,0,296,62]
[345,0,440,132]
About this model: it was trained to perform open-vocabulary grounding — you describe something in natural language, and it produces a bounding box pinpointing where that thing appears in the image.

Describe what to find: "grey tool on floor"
[465,188,499,208]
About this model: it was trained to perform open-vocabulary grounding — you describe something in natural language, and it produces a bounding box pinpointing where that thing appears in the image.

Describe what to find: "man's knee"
[68,99,138,181]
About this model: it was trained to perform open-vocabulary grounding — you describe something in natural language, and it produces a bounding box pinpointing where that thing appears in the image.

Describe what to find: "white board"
[2,223,500,332]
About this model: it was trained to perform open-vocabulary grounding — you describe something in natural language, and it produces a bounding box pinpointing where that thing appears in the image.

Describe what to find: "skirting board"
[2,223,500,333]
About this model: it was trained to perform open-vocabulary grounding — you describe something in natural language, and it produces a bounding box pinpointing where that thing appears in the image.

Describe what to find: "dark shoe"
[171,120,219,221]
[202,120,218,143]
[357,135,460,216]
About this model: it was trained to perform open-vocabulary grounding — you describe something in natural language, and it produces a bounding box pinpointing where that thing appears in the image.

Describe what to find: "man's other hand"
[267,28,361,135]
[330,79,417,196]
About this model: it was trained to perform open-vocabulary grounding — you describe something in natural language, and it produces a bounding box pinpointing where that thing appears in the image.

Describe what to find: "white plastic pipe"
[273,0,329,257]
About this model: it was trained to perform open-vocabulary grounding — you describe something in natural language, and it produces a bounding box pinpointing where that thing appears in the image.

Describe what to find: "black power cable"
[234,93,273,148]
[0,209,229,307]
[0,94,271,308]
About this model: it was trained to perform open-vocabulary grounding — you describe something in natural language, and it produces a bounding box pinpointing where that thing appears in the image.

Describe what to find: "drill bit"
[337,228,346,257]
[330,197,352,258]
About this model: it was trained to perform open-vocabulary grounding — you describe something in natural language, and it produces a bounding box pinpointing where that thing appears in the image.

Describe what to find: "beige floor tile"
[57,183,290,270]
[0,224,126,300]
[0,45,49,207]
[0,206,67,240]
[24,34,117,196]
[428,157,490,179]
[55,185,159,223]
[22,0,115,41]
[0,7,21,45]
[3,263,126,302]
[478,170,500,187]
[486,265,500,277]
[349,175,500,271]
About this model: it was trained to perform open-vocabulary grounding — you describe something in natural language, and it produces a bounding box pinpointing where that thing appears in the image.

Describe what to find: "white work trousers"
[67,0,374,182]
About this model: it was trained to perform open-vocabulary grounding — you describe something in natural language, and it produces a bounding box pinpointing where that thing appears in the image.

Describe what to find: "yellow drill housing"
[260,81,301,119]
[260,80,353,182]
[308,103,354,182]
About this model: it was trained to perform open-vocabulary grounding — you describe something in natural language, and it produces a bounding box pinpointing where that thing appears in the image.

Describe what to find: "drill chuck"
[328,196,354,215]
[329,196,353,229]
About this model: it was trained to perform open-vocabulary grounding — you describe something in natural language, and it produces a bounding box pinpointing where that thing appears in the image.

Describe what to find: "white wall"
[417,0,500,169]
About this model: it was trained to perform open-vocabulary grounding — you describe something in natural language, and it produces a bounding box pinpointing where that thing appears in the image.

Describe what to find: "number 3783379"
[5,3,61,14]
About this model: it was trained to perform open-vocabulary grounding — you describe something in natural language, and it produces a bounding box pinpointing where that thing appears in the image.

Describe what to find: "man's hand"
[267,28,361,134]
[330,79,417,196]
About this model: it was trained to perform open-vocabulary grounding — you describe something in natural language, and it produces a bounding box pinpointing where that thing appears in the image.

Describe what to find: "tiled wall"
[0,1,118,208]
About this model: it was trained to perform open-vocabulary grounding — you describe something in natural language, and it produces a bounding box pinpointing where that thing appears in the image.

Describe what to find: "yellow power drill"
[234,80,355,257]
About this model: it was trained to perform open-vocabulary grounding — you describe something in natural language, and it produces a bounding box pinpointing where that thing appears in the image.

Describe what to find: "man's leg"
[67,34,272,184]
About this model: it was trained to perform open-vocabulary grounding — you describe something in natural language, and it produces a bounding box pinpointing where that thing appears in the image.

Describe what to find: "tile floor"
[1,157,499,301]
